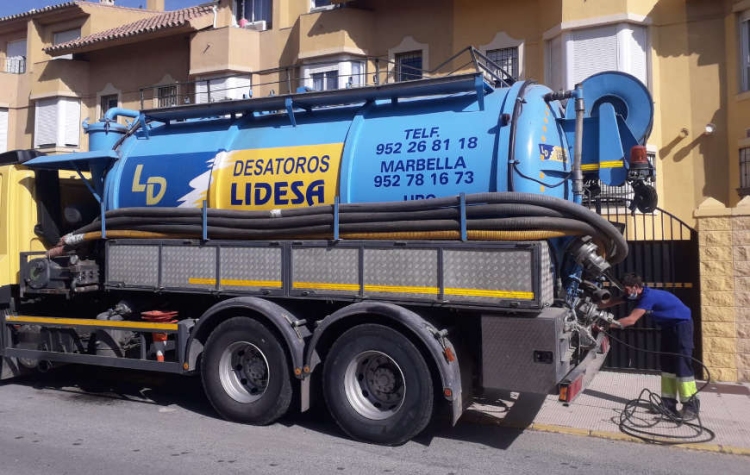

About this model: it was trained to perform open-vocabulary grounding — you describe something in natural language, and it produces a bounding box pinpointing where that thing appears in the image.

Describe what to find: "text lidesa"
[211,144,343,211]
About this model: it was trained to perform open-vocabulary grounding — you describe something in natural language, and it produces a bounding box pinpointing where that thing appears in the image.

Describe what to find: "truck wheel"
[323,324,434,445]
[201,317,292,425]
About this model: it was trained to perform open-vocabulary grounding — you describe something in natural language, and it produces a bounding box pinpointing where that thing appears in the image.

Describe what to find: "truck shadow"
[19,365,540,450]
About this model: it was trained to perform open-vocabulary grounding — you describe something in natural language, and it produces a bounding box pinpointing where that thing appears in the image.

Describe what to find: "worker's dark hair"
[621,273,644,288]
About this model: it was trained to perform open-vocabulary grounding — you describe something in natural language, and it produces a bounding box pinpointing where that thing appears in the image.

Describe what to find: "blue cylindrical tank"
[93,74,646,211]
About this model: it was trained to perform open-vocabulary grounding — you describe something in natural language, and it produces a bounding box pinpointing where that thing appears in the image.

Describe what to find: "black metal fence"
[586,195,702,376]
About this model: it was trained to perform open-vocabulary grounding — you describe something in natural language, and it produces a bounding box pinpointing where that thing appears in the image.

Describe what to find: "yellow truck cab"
[0,150,97,290]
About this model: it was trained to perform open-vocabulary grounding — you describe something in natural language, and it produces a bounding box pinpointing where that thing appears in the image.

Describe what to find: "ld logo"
[132,164,167,205]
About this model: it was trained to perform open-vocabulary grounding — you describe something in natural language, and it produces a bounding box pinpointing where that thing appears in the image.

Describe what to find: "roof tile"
[45,4,216,54]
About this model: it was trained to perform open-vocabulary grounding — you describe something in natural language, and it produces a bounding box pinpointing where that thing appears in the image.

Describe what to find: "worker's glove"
[597,311,622,329]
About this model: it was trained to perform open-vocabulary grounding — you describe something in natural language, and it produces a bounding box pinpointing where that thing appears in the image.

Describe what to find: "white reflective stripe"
[677,376,696,383]
[661,391,677,399]
[661,372,677,380]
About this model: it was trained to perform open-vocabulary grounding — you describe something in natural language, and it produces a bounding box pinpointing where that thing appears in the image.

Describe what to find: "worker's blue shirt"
[635,287,691,326]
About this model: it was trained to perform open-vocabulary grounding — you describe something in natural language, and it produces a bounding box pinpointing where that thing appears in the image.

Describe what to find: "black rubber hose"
[114,224,334,238]
[100,205,333,219]
[468,217,599,234]
[74,214,337,233]
[78,202,569,233]
[72,191,625,263]
[465,192,627,263]
[79,209,585,235]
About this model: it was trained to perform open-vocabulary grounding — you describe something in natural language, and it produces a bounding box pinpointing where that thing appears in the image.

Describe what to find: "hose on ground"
[603,330,714,445]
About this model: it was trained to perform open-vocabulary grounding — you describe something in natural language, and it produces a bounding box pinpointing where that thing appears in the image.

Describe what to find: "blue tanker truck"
[0,55,655,445]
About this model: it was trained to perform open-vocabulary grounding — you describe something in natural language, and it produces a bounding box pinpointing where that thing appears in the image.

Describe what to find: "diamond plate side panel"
[220,247,282,291]
[444,249,534,304]
[540,243,554,307]
[292,248,359,295]
[481,308,571,394]
[162,246,216,289]
[107,245,159,287]
[363,249,438,299]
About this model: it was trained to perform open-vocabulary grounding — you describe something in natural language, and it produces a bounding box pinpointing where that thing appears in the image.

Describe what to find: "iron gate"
[588,198,701,375]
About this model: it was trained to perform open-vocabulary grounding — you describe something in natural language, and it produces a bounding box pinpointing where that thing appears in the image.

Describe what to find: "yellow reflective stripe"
[293,282,360,292]
[678,379,698,401]
[581,160,625,171]
[444,288,534,300]
[365,284,437,295]
[293,282,533,299]
[661,372,677,399]
[6,315,178,331]
[189,278,282,288]
[648,282,694,289]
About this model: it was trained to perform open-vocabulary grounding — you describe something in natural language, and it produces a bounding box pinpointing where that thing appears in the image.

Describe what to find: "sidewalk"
[465,371,750,455]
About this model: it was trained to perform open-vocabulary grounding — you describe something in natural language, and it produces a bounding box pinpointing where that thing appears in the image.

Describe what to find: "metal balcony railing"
[3,57,26,74]
[138,47,519,110]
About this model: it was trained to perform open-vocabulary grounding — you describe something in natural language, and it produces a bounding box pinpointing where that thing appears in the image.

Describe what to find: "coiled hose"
[56,192,626,263]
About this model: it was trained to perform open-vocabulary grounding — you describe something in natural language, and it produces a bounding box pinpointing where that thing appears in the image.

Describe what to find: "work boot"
[652,397,679,418]
[681,398,700,421]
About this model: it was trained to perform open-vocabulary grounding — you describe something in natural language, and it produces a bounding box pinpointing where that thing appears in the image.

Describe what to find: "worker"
[602,273,699,420]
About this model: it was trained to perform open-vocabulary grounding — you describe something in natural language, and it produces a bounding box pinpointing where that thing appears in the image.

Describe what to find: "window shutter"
[350,61,363,87]
[6,39,25,57]
[570,25,618,87]
[226,76,252,100]
[6,39,26,74]
[63,98,80,147]
[35,98,58,148]
[195,80,208,104]
[53,28,81,45]
[628,25,649,86]
[0,108,8,153]
[546,35,563,92]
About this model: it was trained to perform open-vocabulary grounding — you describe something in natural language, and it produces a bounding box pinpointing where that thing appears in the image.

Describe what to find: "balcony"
[189,27,260,77]
[298,7,374,60]
[30,59,89,99]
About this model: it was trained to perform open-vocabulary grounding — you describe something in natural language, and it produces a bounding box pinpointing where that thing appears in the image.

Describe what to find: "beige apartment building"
[0,0,747,223]
[0,0,749,380]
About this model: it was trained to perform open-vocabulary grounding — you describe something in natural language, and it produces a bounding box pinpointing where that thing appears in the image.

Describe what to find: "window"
[311,0,333,9]
[157,86,177,108]
[740,147,750,196]
[741,10,750,92]
[546,23,648,91]
[486,47,519,80]
[0,108,8,153]
[300,58,365,92]
[234,0,272,29]
[34,97,80,148]
[100,94,118,117]
[5,39,26,74]
[395,51,423,82]
[312,71,338,91]
[195,75,252,104]
[52,28,81,60]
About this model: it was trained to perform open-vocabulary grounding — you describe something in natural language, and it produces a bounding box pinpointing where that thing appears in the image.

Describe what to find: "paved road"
[0,366,747,475]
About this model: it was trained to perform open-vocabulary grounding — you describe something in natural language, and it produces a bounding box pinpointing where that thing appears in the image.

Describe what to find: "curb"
[462,411,750,457]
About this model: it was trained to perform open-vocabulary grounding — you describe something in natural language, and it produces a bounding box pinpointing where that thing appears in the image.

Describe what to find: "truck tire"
[323,324,434,445]
[201,317,292,425]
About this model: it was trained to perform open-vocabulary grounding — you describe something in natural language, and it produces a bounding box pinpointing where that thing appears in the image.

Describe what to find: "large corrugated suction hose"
[62,192,626,264]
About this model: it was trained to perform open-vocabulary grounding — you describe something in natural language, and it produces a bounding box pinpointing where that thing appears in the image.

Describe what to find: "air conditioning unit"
[243,20,268,32]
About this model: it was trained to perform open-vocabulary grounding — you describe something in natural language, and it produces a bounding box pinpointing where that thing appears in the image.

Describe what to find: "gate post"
[693,197,750,382]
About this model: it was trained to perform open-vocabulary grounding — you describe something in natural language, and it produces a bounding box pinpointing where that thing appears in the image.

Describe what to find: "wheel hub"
[344,351,405,420]
[219,341,269,403]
